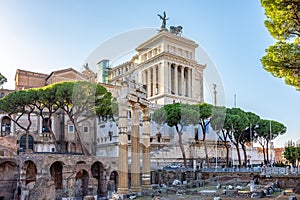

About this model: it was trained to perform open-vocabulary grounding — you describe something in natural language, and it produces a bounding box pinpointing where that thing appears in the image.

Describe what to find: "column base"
[130,186,141,193]
[117,187,129,195]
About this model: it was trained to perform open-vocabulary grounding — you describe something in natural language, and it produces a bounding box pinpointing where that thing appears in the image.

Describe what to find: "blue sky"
[0,0,299,147]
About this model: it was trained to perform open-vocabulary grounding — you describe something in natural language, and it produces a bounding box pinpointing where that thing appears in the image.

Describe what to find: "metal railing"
[201,167,300,175]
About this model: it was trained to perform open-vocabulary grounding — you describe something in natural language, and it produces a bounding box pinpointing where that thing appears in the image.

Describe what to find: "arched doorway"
[75,169,89,198]
[109,171,118,192]
[91,161,104,197]
[1,116,11,136]
[23,160,37,185]
[50,161,63,189]
[19,135,34,153]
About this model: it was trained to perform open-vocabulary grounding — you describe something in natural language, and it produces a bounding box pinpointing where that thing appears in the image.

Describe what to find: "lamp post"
[213,84,217,106]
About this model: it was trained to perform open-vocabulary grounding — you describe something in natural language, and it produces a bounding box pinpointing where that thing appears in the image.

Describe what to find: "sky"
[0,0,299,147]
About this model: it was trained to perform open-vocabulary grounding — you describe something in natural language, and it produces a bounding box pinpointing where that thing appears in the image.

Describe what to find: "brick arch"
[91,161,105,196]
[50,161,64,190]
[75,169,89,197]
[75,162,91,178]
[0,160,18,200]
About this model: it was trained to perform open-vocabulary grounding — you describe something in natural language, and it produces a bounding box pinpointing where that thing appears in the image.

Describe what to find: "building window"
[68,125,74,133]
[83,126,89,133]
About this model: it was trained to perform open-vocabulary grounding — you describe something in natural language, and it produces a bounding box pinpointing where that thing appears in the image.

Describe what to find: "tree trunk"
[225,144,230,167]
[234,143,241,167]
[178,131,187,167]
[201,125,210,168]
[45,113,60,153]
[73,121,90,156]
[262,146,266,164]
[26,112,32,152]
[266,140,269,164]
[241,144,247,167]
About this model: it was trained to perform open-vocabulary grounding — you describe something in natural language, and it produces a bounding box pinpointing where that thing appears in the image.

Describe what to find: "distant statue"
[83,63,89,70]
[158,11,169,30]
[170,25,183,36]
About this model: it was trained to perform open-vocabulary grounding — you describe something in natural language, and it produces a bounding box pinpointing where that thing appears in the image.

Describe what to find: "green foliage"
[152,103,199,167]
[0,90,35,115]
[256,119,286,140]
[261,41,300,89]
[210,106,226,131]
[0,73,7,86]
[283,141,300,167]
[153,103,199,130]
[273,161,287,167]
[262,0,300,40]
[0,81,114,155]
[261,0,300,89]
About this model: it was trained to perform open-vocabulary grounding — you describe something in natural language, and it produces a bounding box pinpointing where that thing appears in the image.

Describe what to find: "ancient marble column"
[117,98,129,194]
[142,107,151,190]
[130,103,141,192]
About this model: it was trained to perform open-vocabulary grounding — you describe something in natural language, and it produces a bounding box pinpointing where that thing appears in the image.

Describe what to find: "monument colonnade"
[142,61,193,98]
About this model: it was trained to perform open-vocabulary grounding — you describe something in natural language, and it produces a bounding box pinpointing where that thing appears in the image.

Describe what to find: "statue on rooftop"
[170,25,183,36]
[158,11,169,30]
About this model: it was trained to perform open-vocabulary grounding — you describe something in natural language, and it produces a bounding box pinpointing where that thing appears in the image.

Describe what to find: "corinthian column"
[174,64,178,95]
[152,66,157,96]
[130,103,141,192]
[167,62,171,94]
[117,98,129,194]
[188,67,192,97]
[142,107,151,190]
[158,63,165,95]
[147,68,151,98]
[181,66,185,96]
